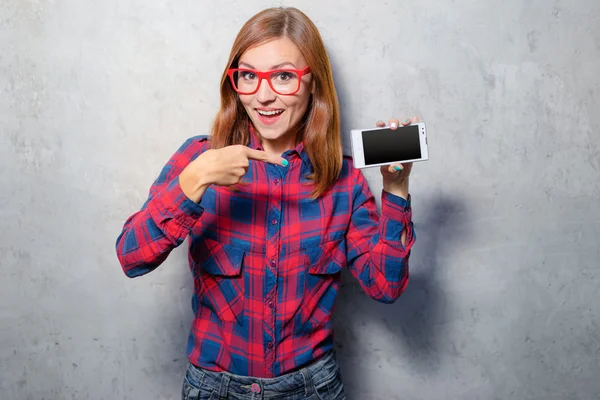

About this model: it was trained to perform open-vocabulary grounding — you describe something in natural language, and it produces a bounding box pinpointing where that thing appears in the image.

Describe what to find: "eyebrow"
[238,61,297,70]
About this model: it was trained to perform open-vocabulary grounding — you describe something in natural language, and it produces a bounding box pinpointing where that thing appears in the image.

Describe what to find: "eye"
[274,71,296,82]
[240,71,257,80]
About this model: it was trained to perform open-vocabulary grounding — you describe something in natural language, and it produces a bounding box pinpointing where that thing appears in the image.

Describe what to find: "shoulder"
[174,134,212,156]
[340,155,365,182]
[337,155,374,204]
[329,155,370,192]
[180,134,211,149]
[159,135,213,170]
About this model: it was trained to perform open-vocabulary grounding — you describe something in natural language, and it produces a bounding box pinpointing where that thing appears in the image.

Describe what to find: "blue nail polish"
[394,165,402,171]
[282,159,289,167]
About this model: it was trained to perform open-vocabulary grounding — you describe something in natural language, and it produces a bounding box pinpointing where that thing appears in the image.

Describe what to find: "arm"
[115,136,208,278]
[345,168,415,303]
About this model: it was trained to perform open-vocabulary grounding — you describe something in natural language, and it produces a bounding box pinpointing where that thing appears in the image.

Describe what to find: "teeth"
[257,109,283,116]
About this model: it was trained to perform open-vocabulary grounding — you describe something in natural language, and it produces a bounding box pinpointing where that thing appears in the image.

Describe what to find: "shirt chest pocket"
[195,238,246,325]
[301,239,347,327]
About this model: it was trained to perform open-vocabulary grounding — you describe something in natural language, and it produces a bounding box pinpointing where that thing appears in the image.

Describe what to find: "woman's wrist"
[383,177,409,200]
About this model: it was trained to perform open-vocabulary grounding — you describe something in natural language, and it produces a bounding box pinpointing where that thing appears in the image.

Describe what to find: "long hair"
[210,7,342,199]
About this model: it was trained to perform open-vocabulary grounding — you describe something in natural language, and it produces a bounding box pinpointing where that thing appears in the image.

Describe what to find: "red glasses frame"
[227,66,311,95]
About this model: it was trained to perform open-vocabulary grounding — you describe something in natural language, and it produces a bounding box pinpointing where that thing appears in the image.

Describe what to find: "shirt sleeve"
[345,168,416,303]
[115,136,209,278]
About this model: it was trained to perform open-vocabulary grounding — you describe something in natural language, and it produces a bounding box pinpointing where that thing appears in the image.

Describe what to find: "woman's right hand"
[179,145,287,203]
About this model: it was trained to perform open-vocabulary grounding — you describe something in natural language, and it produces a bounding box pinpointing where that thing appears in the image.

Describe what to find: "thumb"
[388,163,403,174]
[245,148,288,166]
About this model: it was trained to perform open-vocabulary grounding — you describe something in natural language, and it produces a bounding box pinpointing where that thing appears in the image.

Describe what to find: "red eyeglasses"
[227,66,311,95]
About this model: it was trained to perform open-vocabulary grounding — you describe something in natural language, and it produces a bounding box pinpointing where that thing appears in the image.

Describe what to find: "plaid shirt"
[116,131,415,378]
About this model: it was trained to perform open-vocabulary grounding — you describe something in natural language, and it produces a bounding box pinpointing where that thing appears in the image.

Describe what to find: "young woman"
[116,6,416,400]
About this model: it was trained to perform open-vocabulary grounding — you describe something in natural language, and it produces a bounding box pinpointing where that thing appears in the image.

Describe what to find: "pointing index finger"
[245,148,288,166]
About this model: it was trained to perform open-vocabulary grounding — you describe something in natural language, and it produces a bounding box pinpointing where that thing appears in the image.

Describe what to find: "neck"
[261,135,296,156]
[256,126,302,156]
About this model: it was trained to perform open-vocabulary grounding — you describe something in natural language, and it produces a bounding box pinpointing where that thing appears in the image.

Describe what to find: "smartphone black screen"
[362,125,422,165]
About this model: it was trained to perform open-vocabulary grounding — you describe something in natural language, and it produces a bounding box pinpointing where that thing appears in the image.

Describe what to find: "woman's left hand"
[378,116,419,199]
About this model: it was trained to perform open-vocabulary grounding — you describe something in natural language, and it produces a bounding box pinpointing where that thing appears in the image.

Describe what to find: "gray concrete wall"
[1,0,599,399]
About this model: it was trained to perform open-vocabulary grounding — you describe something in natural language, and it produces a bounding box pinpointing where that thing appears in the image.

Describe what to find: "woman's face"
[237,37,313,146]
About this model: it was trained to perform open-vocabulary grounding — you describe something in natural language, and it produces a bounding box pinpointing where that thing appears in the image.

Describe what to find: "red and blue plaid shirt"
[116,131,415,378]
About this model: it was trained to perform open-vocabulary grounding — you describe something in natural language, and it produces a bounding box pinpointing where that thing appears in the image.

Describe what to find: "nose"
[256,78,276,103]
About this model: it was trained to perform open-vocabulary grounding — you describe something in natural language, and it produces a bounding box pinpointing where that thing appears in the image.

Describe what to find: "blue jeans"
[181,351,346,400]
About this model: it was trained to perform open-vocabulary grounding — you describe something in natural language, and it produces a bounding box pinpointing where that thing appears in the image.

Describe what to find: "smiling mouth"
[256,109,284,116]
[255,109,284,126]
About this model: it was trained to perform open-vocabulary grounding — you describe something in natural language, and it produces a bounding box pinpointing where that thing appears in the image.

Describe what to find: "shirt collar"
[248,124,263,150]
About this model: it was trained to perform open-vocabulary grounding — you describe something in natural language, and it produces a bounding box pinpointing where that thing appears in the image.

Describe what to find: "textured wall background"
[1,1,599,399]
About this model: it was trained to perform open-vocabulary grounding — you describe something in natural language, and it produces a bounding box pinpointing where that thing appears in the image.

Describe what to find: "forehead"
[239,37,306,69]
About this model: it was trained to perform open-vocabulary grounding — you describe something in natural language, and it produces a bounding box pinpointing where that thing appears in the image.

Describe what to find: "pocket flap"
[198,238,244,277]
[305,239,346,275]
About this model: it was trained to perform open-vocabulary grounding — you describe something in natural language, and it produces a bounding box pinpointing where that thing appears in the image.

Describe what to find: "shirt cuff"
[381,190,412,225]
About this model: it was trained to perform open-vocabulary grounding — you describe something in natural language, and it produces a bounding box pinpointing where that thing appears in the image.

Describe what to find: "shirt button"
[267,342,273,349]
[268,301,274,309]
[274,178,280,184]
[271,218,277,225]
[270,259,276,267]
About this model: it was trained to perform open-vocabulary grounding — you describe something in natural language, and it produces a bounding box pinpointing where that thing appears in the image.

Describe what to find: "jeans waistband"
[188,350,337,399]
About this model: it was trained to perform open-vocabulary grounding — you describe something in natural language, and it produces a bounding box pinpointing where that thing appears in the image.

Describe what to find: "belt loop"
[218,373,231,399]
[301,368,314,397]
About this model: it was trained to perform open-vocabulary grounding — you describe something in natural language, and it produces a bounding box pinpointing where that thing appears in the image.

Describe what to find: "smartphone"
[350,122,429,169]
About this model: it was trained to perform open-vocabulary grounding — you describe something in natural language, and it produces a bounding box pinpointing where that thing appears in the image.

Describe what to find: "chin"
[253,123,290,140]
[260,130,288,141]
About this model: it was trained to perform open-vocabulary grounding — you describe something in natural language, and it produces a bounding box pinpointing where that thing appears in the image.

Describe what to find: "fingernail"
[390,122,398,128]
[394,165,402,171]
[282,159,289,167]
[402,119,409,124]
